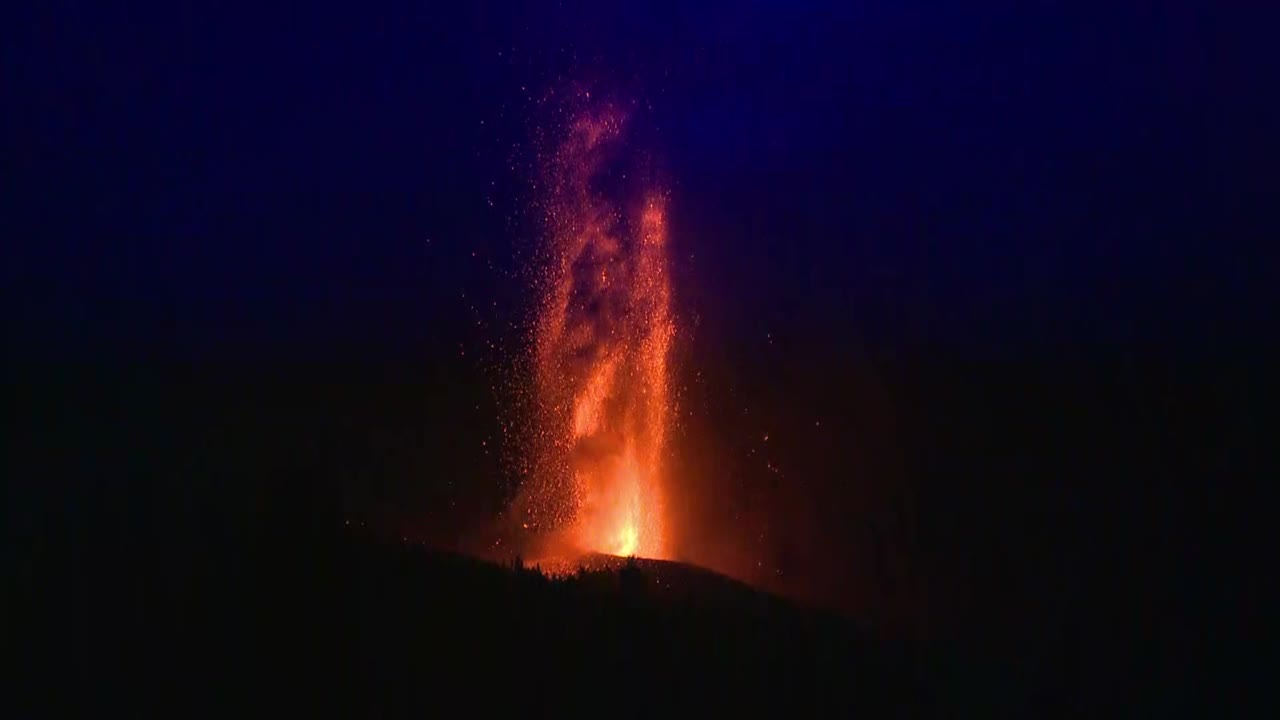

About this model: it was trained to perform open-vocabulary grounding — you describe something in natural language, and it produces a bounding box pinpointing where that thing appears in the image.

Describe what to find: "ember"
[515,91,674,561]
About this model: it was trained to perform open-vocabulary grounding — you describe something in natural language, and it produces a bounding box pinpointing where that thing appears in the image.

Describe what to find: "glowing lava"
[518,95,674,560]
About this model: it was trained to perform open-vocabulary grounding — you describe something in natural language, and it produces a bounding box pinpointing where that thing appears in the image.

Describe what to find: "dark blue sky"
[3,0,1267,367]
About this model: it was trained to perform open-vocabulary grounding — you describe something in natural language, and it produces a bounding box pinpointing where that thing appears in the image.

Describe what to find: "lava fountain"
[516,96,674,560]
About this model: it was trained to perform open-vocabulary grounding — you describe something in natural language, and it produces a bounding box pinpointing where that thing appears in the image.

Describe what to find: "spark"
[512,90,674,561]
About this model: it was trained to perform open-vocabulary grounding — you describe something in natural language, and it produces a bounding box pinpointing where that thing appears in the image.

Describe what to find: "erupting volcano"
[513,94,675,561]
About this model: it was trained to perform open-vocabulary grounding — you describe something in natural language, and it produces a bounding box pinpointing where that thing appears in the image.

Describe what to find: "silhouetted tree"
[619,556,645,599]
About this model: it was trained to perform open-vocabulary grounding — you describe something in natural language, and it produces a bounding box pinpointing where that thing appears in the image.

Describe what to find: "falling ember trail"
[517,95,675,560]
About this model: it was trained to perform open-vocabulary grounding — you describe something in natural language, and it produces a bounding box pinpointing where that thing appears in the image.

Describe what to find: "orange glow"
[572,356,618,439]
[518,95,673,560]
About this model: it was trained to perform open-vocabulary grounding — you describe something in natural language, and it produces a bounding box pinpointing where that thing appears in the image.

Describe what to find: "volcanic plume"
[512,94,674,561]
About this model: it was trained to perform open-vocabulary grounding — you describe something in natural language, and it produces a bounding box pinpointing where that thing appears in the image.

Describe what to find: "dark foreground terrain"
[14,522,1013,716]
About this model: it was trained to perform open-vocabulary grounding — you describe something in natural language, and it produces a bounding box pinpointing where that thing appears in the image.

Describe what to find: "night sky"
[7,1,1266,361]
[5,0,1268,698]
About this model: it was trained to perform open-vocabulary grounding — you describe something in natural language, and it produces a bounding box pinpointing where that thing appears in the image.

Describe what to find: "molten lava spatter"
[519,96,674,560]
